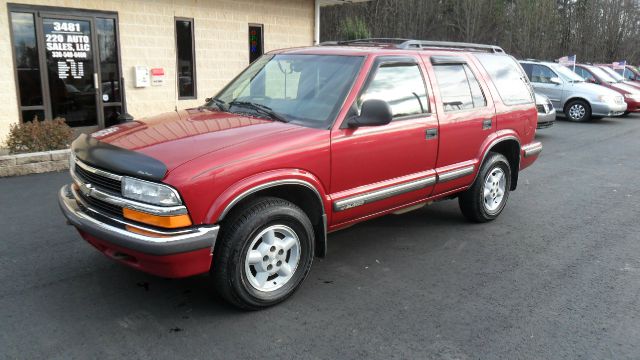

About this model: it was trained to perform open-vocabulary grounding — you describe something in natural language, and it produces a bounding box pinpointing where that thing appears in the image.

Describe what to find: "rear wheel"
[564,99,591,122]
[459,153,511,223]
[212,197,314,310]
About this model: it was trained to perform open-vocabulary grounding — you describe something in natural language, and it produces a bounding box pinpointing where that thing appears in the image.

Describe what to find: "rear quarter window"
[474,54,533,106]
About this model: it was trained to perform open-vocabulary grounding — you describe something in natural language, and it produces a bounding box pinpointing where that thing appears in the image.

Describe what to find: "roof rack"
[319,38,504,53]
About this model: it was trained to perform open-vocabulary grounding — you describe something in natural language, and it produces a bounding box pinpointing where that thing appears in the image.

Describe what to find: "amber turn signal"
[123,208,192,229]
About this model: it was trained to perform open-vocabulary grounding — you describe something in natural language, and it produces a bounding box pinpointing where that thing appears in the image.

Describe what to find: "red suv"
[59,39,542,309]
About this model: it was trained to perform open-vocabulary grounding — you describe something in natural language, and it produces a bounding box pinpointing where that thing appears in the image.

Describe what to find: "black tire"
[212,196,314,310]
[458,153,511,223]
[564,99,592,122]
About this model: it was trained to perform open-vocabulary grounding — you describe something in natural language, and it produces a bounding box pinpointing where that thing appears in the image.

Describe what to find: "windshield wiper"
[229,101,289,123]
[204,97,228,111]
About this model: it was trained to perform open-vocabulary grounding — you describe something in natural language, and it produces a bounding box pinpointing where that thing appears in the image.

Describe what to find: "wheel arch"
[477,135,521,191]
[563,97,591,114]
[209,173,329,258]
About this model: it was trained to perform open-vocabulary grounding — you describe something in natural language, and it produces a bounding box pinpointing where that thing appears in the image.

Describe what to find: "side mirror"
[586,78,597,84]
[550,77,562,85]
[348,99,392,128]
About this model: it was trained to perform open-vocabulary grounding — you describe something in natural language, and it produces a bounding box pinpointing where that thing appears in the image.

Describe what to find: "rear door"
[424,54,495,194]
[329,55,439,225]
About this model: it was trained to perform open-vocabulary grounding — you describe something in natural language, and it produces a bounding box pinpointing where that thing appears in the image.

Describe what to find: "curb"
[0,149,70,177]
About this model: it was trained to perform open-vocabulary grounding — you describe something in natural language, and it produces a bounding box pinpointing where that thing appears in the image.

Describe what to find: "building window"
[10,12,45,122]
[175,18,196,99]
[249,24,264,63]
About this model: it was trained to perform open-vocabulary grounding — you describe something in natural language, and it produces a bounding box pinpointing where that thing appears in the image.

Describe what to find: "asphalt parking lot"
[1,115,639,360]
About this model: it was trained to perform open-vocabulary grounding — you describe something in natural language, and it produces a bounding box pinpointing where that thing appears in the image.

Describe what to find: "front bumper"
[624,98,640,112]
[537,109,556,129]
[59,184,219,277]
[591,101,627,117]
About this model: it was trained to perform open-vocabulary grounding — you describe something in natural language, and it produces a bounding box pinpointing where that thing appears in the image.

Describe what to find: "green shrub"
[6,117,74,154]
[340,17,371,40]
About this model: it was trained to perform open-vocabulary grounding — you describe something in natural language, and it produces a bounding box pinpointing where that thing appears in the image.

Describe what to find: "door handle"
[425,128,438,140]
[482,118,492,130]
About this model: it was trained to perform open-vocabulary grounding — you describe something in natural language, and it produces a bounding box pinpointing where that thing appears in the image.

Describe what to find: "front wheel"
[564,99,592,122]
[212,197,314,310]
[459,153,512,223]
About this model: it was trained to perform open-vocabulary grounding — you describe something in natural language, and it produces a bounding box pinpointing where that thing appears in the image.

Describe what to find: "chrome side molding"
[333,164,477,212]
[333,176,436,212]
[437,165,475,183]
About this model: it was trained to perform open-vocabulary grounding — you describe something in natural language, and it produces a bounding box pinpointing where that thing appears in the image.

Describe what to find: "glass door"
[10,6,125,131]
[41,16,100,131]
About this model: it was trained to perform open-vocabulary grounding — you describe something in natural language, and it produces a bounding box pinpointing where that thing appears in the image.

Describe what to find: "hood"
[534,92,550,104]
[609,82,640,95]
[90,108,312,172]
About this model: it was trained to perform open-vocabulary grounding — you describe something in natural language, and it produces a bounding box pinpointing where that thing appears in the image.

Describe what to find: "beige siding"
[0,0,314,144]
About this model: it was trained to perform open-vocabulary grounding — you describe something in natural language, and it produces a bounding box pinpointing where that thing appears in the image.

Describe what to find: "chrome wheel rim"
[483,168,506,212]
[244,225,300,292]
[569,104,586,120]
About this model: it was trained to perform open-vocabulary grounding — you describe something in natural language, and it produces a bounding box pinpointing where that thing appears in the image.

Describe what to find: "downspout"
[314,0,320,44]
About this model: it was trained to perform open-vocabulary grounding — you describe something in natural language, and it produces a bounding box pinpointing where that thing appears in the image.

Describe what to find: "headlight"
[121,177,182,206]
[598,95,616,103]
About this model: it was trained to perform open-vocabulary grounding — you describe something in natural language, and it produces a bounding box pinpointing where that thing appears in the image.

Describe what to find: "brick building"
[1,0,365,143]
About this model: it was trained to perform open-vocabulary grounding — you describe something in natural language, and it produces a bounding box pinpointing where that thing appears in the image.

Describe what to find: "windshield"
[551,64,585,82]
[212,54,364,128]
[588,66,617,83]
[599,66,625,82]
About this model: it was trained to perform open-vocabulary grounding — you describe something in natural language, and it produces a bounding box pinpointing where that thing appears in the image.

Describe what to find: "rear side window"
[359,63,429,118]
[433,64,486,112]
[475,54,533,105]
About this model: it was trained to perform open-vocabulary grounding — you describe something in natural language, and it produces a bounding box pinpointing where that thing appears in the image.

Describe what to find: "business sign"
[44,20,92,80]
[151,68,165,86]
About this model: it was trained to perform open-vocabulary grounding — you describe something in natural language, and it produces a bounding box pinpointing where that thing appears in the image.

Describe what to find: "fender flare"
[205,169,330,256]
[473,131,521,188]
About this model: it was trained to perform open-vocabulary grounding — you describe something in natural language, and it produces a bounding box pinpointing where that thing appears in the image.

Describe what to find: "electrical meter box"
[134,66,150,88]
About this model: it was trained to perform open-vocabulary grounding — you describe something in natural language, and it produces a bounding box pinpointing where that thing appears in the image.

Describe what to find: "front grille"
[72,160,124,218]
[77,189,123,218]
[74,162,122,194]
